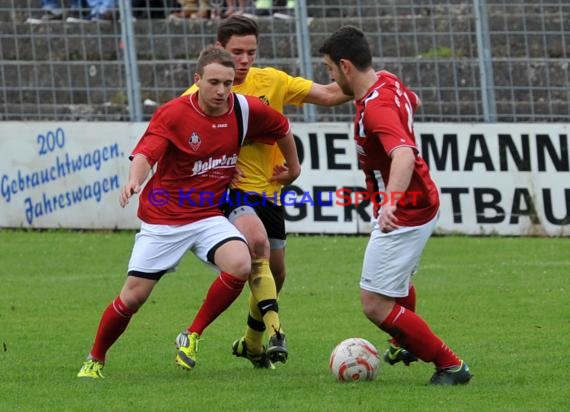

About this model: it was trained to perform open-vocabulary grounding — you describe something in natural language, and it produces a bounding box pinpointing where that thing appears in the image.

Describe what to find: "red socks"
[187,272,247,335]
[90,296,137,362]
[88,272,246,361]
[381,303,461,368]
[390,285,416,346]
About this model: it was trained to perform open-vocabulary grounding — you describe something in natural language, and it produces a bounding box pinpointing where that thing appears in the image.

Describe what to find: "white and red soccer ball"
[329,338,380,382]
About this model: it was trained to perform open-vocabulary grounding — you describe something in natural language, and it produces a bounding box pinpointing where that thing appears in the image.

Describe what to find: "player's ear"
[339,59,351,75]
[193,73,200,84]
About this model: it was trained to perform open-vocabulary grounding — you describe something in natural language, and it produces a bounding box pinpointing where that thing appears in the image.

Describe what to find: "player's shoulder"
[377,70,402,83]
[181,84,197,96]
[376,70,420,109]
[247,66,290,83]
[236,92,269,109]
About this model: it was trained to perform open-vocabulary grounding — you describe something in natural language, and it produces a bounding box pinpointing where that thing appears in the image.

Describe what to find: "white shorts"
[128,216,246,274]
[360,214,438,298]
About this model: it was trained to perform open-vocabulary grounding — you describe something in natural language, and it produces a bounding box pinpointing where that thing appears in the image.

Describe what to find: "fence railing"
[1,0,569,122]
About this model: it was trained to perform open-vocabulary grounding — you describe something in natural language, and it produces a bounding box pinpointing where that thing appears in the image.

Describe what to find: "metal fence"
[1,0,569,122]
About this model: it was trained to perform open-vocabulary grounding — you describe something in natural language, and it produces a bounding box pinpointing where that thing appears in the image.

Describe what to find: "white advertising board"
[1,122,568,235]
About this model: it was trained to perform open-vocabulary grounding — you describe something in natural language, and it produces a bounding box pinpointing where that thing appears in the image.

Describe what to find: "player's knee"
[228,257,252,279]
[119,291,146,311]
[247,233,270,259]
[361,294,391,325]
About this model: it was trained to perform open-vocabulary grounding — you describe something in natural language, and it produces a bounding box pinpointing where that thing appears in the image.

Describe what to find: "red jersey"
[131,93,290,224]
[353,71,439,226]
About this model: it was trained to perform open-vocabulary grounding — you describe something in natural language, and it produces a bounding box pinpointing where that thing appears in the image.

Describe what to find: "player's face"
[194,62,235,116]
[323,55,353,96]
[218,35,257,85]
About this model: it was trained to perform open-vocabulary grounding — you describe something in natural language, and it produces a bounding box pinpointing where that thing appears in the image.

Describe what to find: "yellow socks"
[244,293,265,354]
[245,259,282,352]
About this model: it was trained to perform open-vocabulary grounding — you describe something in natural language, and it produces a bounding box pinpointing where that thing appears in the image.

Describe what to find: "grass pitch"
[0,230,568,411]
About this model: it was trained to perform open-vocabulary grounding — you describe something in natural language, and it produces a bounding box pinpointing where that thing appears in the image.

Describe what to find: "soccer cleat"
[266,331,288,364]
[175,331,200,371]
[383,344,418,366]
[77,359,104,379]
[429,361,473,385]
[231,337,274,369]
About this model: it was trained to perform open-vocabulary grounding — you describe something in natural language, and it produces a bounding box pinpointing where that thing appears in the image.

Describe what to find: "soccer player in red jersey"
[183,16,351,368]
[77,46,301,379]
[319,26,472,385]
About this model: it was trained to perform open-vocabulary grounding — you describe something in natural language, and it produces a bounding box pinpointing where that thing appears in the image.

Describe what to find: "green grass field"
[1,230,568,411]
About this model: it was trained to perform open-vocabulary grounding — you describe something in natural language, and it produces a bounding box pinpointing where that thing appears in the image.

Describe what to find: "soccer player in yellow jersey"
[182,15,351,367]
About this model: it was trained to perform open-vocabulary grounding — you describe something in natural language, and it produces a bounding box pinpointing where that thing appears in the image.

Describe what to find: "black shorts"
[224,188,286,241]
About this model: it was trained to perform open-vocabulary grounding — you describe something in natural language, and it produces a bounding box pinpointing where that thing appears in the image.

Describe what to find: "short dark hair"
[217,15,259,46]
[195,45,235,75]
[318,26,372,71]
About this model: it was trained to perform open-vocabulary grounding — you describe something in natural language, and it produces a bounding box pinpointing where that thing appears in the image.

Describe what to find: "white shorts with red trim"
[360,214,438,297]
[128,216,246,274]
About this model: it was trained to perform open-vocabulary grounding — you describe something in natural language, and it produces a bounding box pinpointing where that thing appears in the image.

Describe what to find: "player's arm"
[303,81,353,106]
[379,147,415,232]
[272,130,301,186]
[120,154,151,208]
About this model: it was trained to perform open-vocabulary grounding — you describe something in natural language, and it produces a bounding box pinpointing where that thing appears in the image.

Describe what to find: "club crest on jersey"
[258,96,270,106]
[188,132,201,151]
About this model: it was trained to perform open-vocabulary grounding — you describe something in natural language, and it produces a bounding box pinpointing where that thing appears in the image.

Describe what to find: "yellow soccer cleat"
[77,359,104,379]
[175,331,200,371]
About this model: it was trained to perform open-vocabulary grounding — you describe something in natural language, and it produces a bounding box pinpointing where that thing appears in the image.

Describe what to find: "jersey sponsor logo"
[188,132,201,151]
[192,154,239,176]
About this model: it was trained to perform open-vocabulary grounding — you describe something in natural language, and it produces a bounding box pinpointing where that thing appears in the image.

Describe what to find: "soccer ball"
[329,338,380,382]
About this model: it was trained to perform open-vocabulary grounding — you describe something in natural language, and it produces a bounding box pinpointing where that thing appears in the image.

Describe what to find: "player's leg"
[232,212,285,357]
[269,245,286,293]
[78,222,187,378]
[385,282,418,365]
[77,275,159,379]
[264,197,287,293]
[176,217,250,370]
[264,202,289,363]
[360,217,472,385]
[227,191,286,364]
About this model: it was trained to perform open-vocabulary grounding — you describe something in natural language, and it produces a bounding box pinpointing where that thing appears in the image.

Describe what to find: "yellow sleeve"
[181,84,198,96]
[280,70,313,106]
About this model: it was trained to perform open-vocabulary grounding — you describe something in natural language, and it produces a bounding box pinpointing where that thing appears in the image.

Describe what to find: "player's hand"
[229,166,244,188]
[120,180,141,208]
[270,164,301,186]
[378,204,399,233]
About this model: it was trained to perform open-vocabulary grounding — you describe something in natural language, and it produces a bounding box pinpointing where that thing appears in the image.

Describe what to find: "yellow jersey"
[182,66,312,202]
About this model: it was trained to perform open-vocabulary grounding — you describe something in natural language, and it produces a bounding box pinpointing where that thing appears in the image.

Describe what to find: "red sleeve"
[130,106,171,166]
[364,94,417,156]
[244,96,290,144]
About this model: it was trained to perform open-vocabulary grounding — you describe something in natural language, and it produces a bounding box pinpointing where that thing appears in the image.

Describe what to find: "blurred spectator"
[25,0,120,23]
[254,0,294,18]
[132,0,175,19]
[26,0,86,23]
[169,0,211,19]
[86,0,119,21]
[223,0,247,17]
